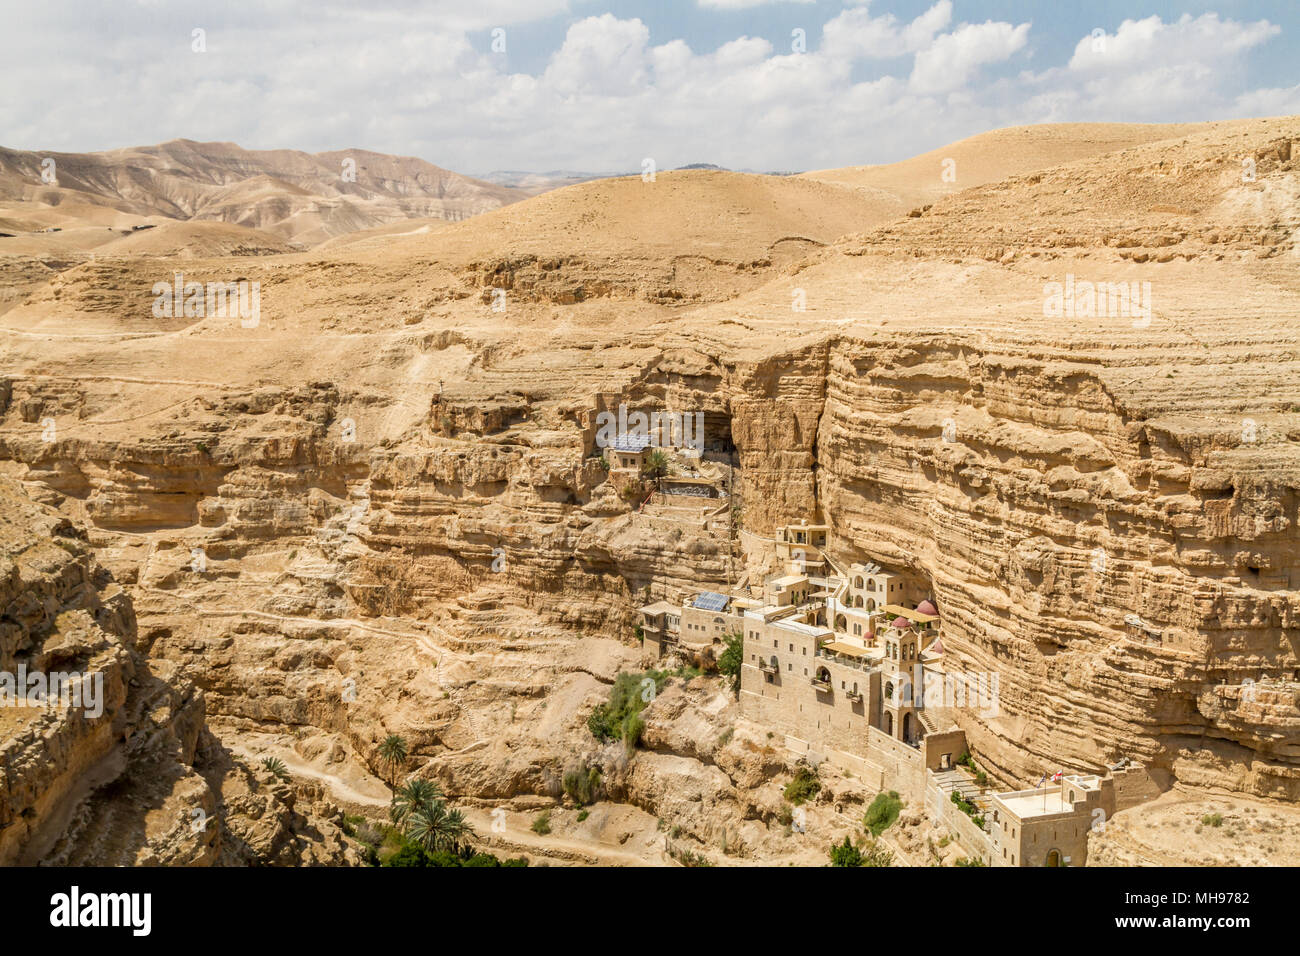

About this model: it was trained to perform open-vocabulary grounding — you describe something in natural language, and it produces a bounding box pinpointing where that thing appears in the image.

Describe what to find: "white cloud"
[822,1,952,60]
[1069,13,1279,73]
[697,0,813,8]
[1233,83,1300,117]
[543,14,651,96]
[910,20,1030,94]
[1041,13,1283,120]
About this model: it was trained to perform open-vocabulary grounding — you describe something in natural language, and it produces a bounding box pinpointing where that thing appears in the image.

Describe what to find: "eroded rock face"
[0,478,356,866]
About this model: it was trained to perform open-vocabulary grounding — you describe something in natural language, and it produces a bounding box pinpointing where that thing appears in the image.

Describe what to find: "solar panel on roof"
[692,591,730,611]
[610,433,651,453]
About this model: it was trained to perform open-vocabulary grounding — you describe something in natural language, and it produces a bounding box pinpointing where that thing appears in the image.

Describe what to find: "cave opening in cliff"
[698,411,735,462]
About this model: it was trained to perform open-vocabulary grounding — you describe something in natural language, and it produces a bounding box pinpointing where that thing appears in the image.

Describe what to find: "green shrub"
[716,632,743,695]
[830,835,894,867]
[531,811,551,835]
[385,842,433,867]
[951,791,986,829]
[586,670,670,748]
[863,790,903,837]
[955,856,987,867]
[576,809,589,822]
[783,766,821,806]
[383,839,528,868]
[563,765,602,806]
[829,836,862,867]
[1202,812,1224,828]
[861,840,895,867]
[259,756,290,782]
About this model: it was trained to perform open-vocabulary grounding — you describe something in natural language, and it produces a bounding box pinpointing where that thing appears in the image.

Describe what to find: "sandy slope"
[802,121,1220,213]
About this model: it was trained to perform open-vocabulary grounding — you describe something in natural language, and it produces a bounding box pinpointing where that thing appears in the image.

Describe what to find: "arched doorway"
[835,614,847,631]
[882,712,893,735]
[903,712,913,742]
[1046,849,1062,867]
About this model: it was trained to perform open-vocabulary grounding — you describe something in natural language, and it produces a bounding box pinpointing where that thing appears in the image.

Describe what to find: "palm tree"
[390,778,444,826]
[640,450,670,482]
[406,798,448,853]
[377,734,408,784]
[407,801,477,855]
[260,756,290,782]
[439,807,476,854]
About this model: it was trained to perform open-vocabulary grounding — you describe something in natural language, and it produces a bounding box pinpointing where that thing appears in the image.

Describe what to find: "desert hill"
[802,121,1215,216]
[0,139,524,246]
[94,220,297,258]
[344,168,917,305]
[311,216,452,252]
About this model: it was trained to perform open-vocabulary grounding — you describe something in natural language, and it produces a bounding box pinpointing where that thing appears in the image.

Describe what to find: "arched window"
[854,595,863,608]
[854,576,863,588]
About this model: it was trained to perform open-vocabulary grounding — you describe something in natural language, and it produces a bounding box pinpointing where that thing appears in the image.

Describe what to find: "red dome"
[916,600,938,616]
[891,616,912,630]
[865,631,875,640]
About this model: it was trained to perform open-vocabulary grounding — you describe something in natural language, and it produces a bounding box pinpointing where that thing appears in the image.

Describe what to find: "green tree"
[640,450,670,481]
[390,778,444,827]
[407,800,477,855]
[377,734,408,784]
[716,632,744,696]
[830,836,863,867]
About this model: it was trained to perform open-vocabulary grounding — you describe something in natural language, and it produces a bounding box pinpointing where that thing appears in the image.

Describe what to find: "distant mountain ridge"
[0,139,526,247]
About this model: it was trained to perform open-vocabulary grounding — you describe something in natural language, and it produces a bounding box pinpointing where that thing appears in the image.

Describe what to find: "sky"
[2,0,1298,175]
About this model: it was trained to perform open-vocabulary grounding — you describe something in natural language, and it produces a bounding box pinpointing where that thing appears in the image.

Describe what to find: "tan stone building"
[988,774,1116,867]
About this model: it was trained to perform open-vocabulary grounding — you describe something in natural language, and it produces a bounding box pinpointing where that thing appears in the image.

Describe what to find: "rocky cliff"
[0,477,356,865]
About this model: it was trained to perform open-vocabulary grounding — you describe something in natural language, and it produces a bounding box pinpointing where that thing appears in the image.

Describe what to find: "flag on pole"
[1036,773,1047,787]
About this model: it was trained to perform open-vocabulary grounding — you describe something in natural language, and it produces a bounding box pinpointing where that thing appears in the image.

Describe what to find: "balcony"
[810,673,832,692]
[845,689,863,703]
[758,658,778,674]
